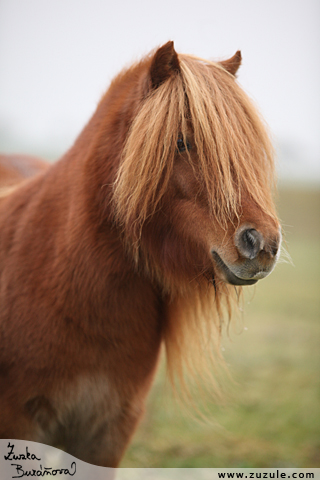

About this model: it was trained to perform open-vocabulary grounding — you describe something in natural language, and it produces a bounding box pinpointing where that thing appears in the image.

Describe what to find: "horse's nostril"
[237,228,262,260]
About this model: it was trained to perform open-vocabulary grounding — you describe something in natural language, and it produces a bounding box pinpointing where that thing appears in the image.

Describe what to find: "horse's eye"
[177,138,191,153]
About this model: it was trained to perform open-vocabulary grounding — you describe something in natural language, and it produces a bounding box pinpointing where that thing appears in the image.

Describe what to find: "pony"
[0,41,281,467]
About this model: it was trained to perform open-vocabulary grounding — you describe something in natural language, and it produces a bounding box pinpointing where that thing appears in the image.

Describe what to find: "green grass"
[121,186,320,468]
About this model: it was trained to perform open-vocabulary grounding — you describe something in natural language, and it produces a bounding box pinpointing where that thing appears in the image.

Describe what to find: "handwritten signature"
[4,442,77,478]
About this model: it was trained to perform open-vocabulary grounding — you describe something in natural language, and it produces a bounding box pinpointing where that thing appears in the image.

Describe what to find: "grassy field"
[121,186,320,468]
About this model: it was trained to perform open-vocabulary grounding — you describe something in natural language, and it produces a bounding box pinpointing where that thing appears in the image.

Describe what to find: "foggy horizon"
[0,0,319,184]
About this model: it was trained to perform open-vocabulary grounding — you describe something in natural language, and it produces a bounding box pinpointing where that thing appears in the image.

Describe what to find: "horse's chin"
[211,251,268,286]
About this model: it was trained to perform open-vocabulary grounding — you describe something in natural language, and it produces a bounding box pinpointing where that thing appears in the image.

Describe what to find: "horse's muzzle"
[212,226,282,286]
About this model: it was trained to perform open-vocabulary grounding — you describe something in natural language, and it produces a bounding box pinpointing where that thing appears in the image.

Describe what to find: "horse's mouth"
[211,251,259,286]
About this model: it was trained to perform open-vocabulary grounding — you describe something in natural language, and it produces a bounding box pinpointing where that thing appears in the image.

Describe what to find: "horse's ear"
[150,41,180,89]
[220,51,242,76]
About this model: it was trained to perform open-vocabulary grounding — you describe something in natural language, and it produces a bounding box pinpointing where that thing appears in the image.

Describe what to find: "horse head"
[113,42,281,295]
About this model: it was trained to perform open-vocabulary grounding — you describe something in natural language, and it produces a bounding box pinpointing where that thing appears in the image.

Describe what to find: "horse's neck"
[73,61,149,178]
[0,151,162,344]
[0,64,161,338]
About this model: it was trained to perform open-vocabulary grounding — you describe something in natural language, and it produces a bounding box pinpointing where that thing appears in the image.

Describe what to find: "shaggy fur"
[0,41,280,467]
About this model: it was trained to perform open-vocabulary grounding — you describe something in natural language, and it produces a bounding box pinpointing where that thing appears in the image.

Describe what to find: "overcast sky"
[0,0,319,182]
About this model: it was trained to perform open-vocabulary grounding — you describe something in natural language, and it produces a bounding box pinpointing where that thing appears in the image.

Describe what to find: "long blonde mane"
[112,53,277,396]
[113,54,276,243]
